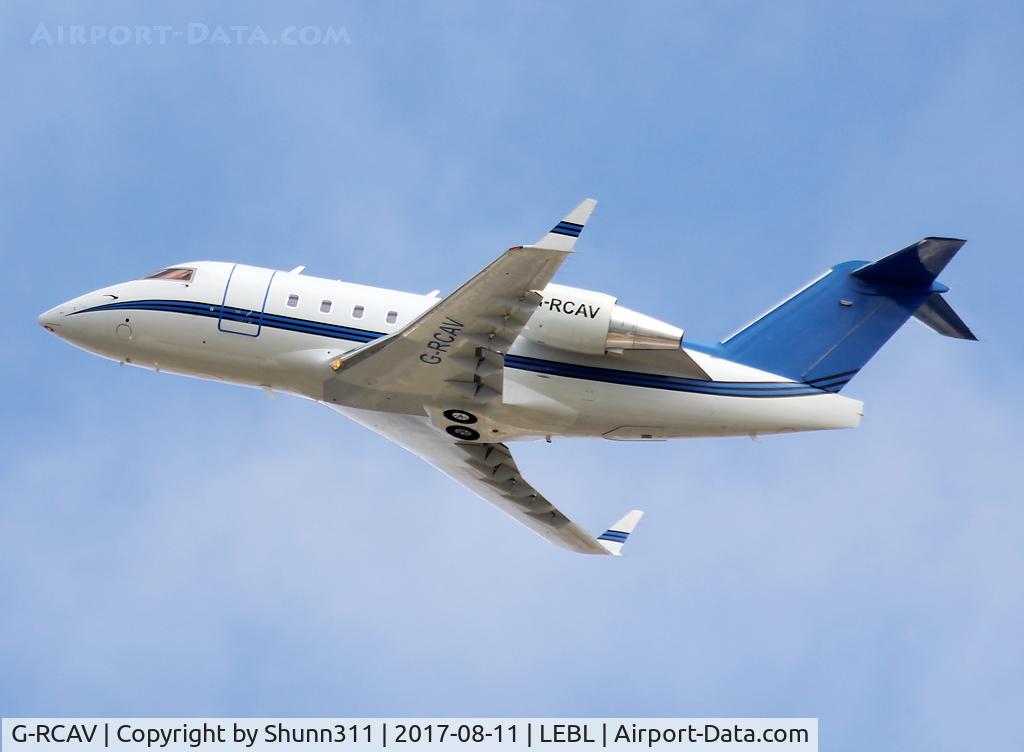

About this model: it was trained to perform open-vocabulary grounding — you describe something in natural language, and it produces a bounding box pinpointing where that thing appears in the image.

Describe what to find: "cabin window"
[352,305,365,319]
[386,310,398,324]
[320,300,332,313]
[286,294,299,308]
[143,267,194,282]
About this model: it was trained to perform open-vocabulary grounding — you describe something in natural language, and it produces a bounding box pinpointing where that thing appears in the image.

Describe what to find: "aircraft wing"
[324,200,598,409]
[333,405,643,555]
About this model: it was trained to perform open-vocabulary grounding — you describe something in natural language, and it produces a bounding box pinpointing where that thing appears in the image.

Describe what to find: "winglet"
[534,198,598,251]
[596,509,644,556]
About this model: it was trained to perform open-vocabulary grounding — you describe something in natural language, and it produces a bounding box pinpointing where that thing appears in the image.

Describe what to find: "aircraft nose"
[38,305,64,332]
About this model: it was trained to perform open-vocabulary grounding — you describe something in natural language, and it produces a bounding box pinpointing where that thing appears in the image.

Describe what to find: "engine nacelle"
[522,283,683,355]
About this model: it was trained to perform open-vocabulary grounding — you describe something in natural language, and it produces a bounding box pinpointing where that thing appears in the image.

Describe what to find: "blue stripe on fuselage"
[503,354,831,398]
[71,298,384,343]
[72,299,840,398]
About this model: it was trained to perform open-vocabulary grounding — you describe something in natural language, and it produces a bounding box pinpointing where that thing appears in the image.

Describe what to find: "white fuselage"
[38,260,863,441]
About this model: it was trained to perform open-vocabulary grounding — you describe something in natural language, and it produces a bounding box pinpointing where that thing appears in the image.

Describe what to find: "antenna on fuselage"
[287,265,305,274]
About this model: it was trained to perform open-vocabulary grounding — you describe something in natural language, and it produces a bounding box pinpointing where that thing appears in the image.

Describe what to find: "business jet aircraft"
[39,200,976,555]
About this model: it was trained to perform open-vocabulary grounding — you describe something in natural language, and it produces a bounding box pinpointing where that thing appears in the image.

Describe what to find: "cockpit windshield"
[143,267,195,282]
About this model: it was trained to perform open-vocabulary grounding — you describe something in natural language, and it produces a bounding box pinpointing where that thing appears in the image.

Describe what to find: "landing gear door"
[219,264,276,337]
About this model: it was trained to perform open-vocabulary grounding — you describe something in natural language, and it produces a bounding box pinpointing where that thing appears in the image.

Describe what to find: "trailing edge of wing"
[535,198,597,251]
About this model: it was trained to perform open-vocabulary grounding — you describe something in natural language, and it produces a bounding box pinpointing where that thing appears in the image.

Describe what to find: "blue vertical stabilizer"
[719,238,974,391]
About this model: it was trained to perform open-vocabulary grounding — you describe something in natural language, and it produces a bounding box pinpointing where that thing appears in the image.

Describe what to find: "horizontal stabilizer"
[535,198,597,252]
[596,509,644,556]
[852,237,966,288]
[914,292,978,340]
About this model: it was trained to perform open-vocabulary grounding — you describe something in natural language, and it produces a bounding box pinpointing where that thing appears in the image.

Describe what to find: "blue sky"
[2,1,1022,749]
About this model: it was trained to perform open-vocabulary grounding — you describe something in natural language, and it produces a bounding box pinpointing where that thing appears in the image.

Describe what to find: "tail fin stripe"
[804,369,861,384]
[811,379,853,393]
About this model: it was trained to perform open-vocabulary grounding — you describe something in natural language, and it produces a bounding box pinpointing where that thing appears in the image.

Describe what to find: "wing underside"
[332,405,642,555]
